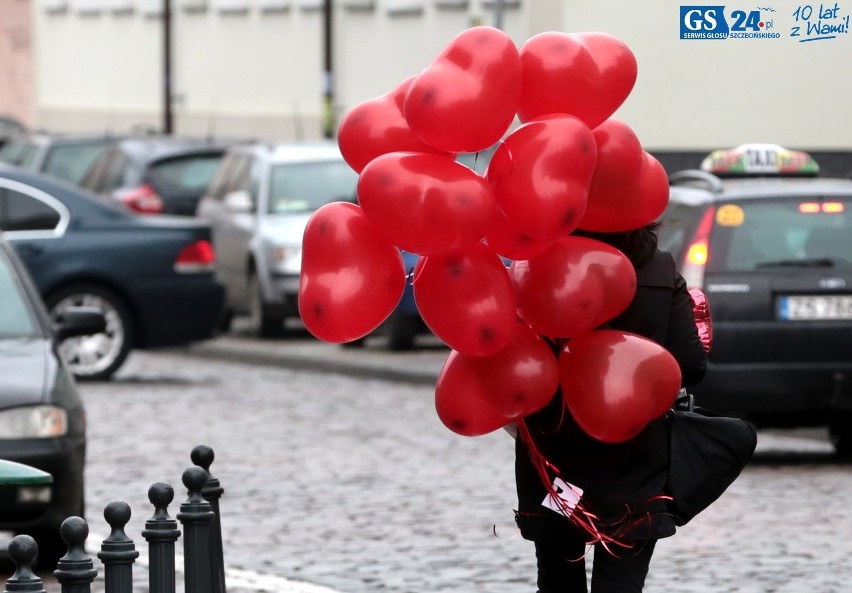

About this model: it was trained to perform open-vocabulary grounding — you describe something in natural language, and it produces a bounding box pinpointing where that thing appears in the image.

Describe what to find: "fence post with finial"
[3,535,47,593]
[53,516,97,593]
[191,444,225,593]
[142,482,181,593]
[177,467,215,593]
[97,501,139,593]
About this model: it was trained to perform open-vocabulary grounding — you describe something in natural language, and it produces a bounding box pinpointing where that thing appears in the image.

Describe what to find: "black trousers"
[534,539,656,593]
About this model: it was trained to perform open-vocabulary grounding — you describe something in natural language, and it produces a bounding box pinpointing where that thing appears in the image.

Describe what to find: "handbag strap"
[673,389,695,412]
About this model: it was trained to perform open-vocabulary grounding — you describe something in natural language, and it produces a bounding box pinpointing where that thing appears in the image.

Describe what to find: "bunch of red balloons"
[299,26,681,444]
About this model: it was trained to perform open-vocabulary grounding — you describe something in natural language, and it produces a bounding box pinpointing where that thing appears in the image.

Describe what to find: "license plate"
[777,295,852,320]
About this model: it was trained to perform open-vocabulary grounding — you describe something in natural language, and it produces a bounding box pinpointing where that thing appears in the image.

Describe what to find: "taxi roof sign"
[700,144,820,177]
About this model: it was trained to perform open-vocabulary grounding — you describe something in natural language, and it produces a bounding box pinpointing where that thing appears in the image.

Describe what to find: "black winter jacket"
[514,249,707,545]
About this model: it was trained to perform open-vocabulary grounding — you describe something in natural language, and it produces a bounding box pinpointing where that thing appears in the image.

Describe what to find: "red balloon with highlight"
[518,31,637,129]
[486,115,596,243]
[510,236,636,339]
[558,330,683,443]
[338,77,455,173]
[468,320,560,419]
[404,26,522,153]
[357,151,497,256]
[435,350,512,437]
[414,241,516,357]
[579,119,670,232]
[299,202,406,344]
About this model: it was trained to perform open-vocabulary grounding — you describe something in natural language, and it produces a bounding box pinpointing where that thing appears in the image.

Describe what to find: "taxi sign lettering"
[716,204,745,226]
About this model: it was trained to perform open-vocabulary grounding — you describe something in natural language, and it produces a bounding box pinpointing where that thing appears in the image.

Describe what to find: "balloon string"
[517,419,675,557]
[516,420,631,554]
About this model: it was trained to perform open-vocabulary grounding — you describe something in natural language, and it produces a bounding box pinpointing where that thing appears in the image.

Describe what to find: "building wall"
[26,0,852,158]
[0,0,34,126]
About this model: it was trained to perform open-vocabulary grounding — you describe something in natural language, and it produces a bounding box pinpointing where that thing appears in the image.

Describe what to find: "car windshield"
[42,142,114,184]
[707,196,852,271]
[268,160,358,214]
[0,250,39,337]
[148,155,223,197]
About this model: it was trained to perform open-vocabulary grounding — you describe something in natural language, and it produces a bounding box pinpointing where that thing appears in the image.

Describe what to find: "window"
[268,160,358,214]
[42,142,113,184]
[708,197,852,271]
[658,201,703,262]
[0,142,39,169]
[0,187,62,232]
[148,154,223,197]
[0,250,38,337]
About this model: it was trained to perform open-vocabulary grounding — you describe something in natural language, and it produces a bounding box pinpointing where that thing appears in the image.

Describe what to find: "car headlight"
[272,245,302,274]
[0,406,68,438]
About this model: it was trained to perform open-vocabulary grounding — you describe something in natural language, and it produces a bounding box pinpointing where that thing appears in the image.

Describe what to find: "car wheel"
[248,273,284,338]
[46,283,134,381]
[385,314,417,351]
[829,421,852,459]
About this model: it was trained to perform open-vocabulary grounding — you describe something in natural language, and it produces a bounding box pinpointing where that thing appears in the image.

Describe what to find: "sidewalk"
[181,325,451,386]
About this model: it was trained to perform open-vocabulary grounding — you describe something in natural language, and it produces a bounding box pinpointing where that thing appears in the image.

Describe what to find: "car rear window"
[707,196,852,271]
[42,142,113,184]
[268,160,358,214]
[148,155,223,196]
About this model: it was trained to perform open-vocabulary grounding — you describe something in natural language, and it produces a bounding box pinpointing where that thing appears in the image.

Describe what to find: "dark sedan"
[0,164,226,380]
[78,135,232,216]
[0,235,105,568]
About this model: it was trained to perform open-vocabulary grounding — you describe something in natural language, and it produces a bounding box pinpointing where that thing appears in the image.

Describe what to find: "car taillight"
[175,240,215,273]
[681,206,716,289]
[114,183,164,214]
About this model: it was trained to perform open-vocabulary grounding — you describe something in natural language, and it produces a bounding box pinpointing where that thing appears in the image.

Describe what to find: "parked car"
[195,142,360,337]
[0,115,26,149]
[0,131,118,185]
[0,163,226,380]
[659,144,852,455]
[0,234,106,567]
[78,135,232,216]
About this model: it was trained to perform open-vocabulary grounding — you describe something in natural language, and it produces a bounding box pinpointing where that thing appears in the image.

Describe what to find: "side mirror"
[53,306,107,342]
[223,190,254,213]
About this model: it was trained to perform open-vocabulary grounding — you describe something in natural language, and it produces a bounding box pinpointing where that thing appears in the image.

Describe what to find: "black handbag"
[665,392,757,526]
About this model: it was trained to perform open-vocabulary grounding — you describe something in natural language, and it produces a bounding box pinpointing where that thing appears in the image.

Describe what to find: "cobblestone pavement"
[9,329,852,593]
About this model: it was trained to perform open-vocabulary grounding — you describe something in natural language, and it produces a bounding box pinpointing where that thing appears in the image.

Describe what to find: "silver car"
[196,142,359,337]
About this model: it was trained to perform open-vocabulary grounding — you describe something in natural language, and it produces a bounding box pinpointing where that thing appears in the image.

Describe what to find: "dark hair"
[573,222,660,268]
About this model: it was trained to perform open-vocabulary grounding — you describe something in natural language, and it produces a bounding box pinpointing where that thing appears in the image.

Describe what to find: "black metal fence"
[3,445,226,593]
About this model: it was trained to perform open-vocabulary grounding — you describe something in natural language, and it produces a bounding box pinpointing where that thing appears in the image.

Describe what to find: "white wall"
[30,0,852,150]
[554,1,852,151]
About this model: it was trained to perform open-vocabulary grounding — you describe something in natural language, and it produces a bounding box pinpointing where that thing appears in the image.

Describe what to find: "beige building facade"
[0,0,35,126]
[8,0,852,156]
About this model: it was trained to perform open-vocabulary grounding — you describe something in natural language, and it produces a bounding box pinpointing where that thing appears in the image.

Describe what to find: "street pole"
[163,0,174,134]
[493,0,504,30]
[322,0,334,139]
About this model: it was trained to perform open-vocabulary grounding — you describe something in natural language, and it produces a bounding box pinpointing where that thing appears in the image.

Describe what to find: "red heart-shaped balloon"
[299,202,406,343]
[485,115,596,243]
[559,330,682,443]
[357,151,497,256]
[404,26,522,153]
[518,31,637,129]
[338,77,453,173]
[578,119,669,232]
[509,236,636,339]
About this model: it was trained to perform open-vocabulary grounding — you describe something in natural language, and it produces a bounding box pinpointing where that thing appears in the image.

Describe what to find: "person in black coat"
[514,223,707,593]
